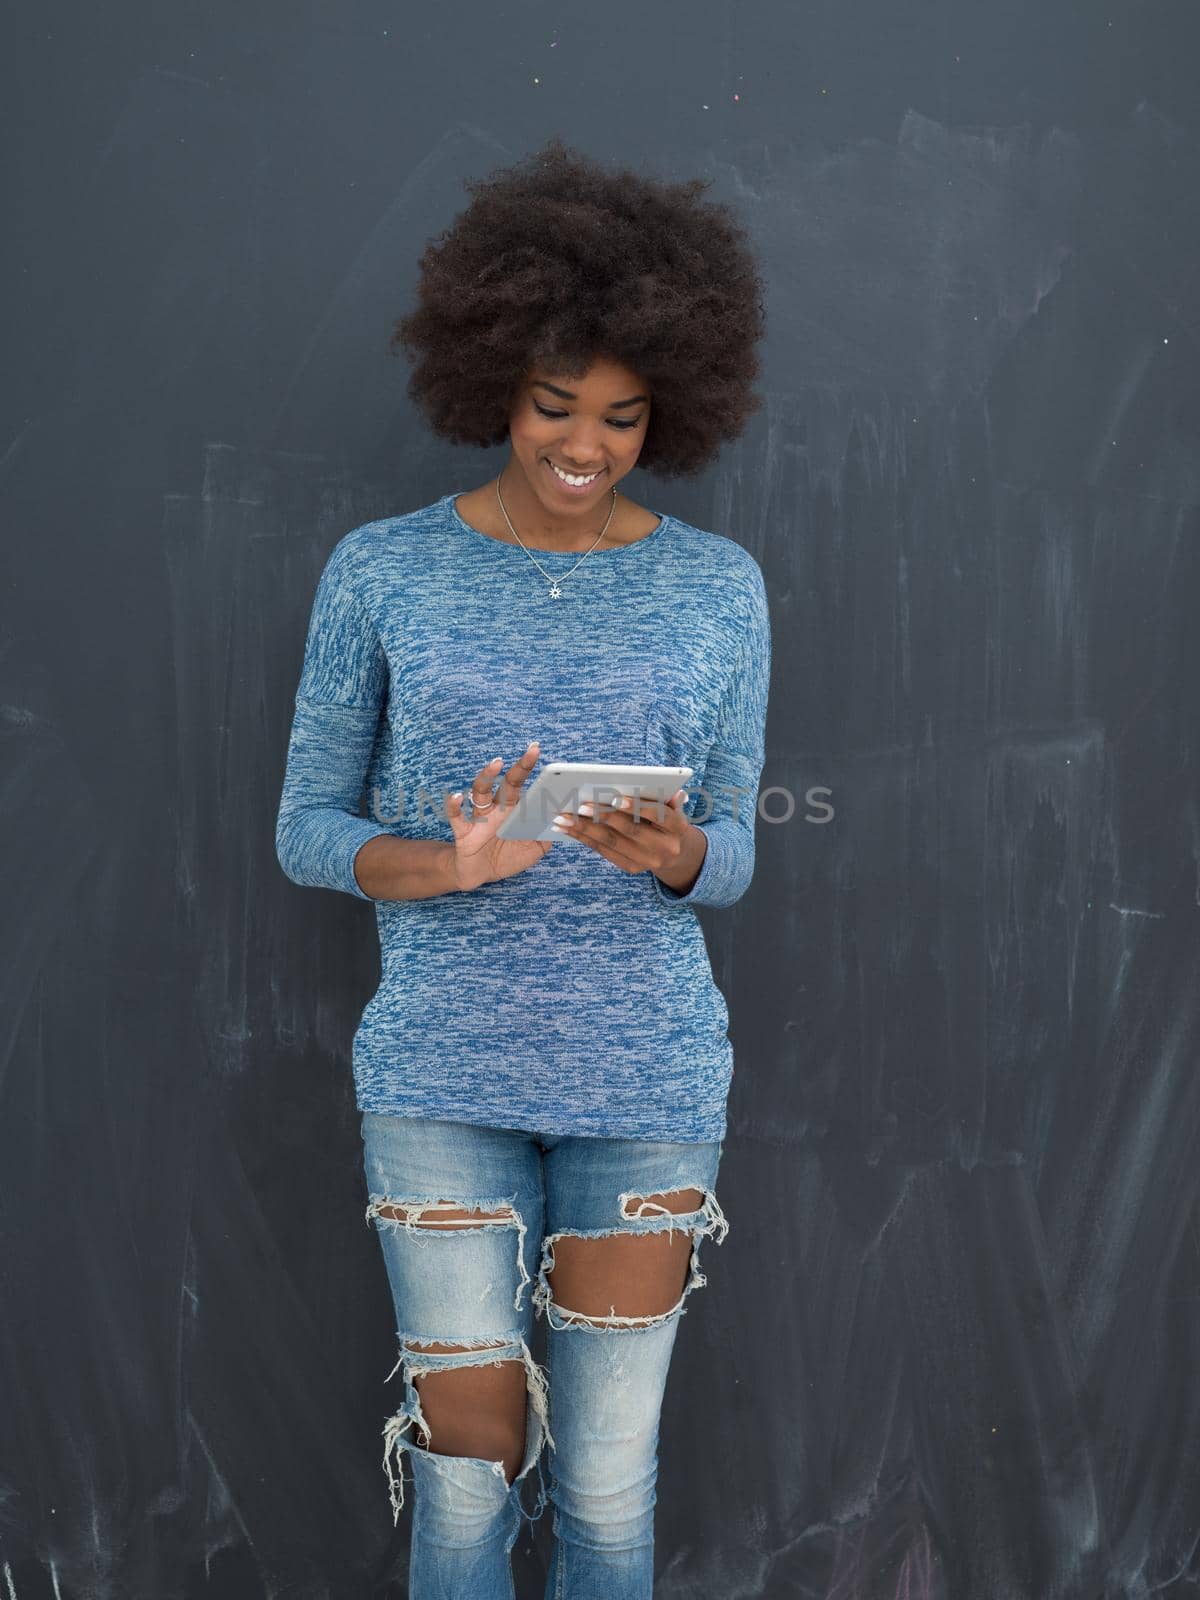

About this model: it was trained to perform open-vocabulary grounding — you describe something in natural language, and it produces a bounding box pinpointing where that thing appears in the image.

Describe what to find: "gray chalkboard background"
[3,3,1199,1596]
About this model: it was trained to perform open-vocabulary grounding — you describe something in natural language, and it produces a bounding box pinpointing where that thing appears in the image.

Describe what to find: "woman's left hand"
[550,788,698,882]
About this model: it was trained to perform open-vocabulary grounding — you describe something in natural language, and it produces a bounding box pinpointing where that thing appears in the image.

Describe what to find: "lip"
[544,459,605,494]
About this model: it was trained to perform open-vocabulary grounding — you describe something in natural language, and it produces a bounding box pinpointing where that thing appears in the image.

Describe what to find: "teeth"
[549,461,600,487]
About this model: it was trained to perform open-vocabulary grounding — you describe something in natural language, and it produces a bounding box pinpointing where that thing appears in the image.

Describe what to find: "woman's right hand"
[446,741,554,892]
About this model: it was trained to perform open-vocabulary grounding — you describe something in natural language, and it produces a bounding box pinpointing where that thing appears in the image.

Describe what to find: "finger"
[559,823,645,874]
[636,788,690,830]
[496,740,540,807]
[468,754,504,812]
[578,791,687,833]
[621,792,677,829]
[565,809,658,869]
[446,788,471,837]
[601,828,648,872]
[466,742,538,817]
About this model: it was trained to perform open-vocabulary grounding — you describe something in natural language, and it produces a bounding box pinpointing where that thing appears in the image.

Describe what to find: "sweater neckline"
[444,493,670,558]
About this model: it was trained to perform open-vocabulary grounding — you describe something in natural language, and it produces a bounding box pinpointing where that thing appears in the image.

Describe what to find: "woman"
[275,136,771,1598]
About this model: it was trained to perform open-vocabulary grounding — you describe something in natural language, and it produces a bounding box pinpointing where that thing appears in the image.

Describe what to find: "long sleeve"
[275,535,393,901]
[653,557,772,910]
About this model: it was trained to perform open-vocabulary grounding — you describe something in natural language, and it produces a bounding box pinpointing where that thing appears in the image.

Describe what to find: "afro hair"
[389,137,768,479]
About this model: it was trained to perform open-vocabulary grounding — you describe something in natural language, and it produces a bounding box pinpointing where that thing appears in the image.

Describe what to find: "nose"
[557,422,610,472]
[559,440,604,468]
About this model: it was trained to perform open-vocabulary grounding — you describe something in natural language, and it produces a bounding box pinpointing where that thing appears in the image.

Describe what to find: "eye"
[533,400,641,430]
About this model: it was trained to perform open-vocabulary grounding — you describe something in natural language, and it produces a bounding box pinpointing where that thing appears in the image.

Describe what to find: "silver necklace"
[495,475,617,598]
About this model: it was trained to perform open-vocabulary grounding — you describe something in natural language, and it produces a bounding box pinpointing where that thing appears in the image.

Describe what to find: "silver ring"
[470,792,497,812]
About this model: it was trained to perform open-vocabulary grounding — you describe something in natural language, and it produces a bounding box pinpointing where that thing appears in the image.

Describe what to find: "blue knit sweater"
[275,492,771,1141]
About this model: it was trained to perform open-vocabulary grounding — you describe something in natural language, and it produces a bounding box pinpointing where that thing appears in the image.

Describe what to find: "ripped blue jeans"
[361,1111,728,1600]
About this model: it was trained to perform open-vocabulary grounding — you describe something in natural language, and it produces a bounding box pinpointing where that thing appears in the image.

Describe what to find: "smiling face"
[501,354,652,539]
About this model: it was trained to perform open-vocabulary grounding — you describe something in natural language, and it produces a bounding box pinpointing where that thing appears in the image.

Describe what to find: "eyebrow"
[531,380,648,409]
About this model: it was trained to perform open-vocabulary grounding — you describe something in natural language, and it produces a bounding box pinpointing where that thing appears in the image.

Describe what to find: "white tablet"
[494,761,694,842]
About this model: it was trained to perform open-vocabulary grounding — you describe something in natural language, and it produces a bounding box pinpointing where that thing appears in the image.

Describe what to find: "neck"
[495,459,617,551]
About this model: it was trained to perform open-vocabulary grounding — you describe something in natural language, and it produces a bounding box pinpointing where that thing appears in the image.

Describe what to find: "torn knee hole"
[539,1226,699,1326]
[620,1187,706,1218]
[533,1187,729,1329]
[376,1203,512,1222]
[408,1351,528,1475]
[620,1185,730,1243]
[372,1199,515,1227]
